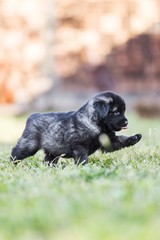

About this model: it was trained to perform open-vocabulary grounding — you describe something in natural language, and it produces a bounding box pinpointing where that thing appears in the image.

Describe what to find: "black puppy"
[11,92,142,165]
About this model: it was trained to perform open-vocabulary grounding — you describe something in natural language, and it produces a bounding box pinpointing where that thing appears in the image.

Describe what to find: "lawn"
[0,113,160,240]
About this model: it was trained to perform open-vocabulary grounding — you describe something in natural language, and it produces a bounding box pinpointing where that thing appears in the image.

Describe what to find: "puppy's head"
[92,92,128,132]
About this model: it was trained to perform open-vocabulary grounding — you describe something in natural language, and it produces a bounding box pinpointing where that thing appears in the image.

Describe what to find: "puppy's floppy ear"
[93,100,110,119]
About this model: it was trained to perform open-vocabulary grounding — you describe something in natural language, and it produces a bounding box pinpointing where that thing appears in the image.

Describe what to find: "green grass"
[0,113,160,240]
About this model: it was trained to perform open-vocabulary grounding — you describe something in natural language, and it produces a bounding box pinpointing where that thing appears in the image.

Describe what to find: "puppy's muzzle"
[121,119,128,129]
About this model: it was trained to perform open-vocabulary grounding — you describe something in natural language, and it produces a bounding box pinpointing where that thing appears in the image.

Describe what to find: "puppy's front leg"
[72,147,88,165]
[44,151,59,166]
[112,134,142,150]
[107,131,142,151]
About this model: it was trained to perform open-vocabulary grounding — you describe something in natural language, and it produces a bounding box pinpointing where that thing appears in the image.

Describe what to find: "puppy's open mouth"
[121,126,128,130]
[121,123,128,130]
[120,119,128,130]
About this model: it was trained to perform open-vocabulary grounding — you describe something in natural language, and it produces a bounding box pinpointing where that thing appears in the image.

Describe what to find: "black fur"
[11,92,142,165]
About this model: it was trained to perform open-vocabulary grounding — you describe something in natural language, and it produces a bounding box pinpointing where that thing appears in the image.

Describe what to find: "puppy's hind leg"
[11,134,40,164]
[72,147,88,165]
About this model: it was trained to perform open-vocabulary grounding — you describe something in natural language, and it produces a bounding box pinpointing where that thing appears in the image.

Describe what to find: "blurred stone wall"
[0,0,53,104]
[107,33,160,93]
[0,0,160,104]
[56,0,160,93]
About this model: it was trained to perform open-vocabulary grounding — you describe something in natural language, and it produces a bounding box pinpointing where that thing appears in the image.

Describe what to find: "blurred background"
[0,0,160,117]
[1,2,160,238]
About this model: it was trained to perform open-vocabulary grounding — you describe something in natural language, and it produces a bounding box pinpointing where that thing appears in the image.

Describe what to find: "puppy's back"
[26,111,75,131]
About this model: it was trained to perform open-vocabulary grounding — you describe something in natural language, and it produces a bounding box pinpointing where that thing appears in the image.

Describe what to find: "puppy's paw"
[126,134,142,146]
[10,156,20,165]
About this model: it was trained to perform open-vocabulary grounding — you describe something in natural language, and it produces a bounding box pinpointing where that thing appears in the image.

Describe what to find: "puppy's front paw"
[126,134,142,146]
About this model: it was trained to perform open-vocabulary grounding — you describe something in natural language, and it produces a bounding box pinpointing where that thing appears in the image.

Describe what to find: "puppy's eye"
[113,111,120,116]
[109,110,121,116]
